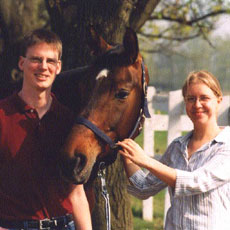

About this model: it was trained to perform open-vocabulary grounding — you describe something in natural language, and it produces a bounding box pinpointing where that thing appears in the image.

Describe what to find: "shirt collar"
[176,131,193,144]
[10,91,58,114]
[174,126,230,148]
[214,126,230,144]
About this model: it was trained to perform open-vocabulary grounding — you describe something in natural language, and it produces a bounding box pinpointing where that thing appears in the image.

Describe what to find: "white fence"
[142,86,230,222]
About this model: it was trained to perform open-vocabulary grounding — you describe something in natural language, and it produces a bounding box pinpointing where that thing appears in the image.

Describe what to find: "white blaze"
[96,69,110,80]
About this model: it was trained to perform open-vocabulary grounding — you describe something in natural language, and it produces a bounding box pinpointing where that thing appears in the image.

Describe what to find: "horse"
[52,27,151,191]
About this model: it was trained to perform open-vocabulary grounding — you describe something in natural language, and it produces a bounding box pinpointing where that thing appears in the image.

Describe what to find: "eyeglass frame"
[24,56,61,68]
[184,95,216,104]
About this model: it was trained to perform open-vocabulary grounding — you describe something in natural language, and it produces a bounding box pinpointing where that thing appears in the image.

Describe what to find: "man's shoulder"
[0,93,22,119]
[0,95,16,122]
[0,94,15,109]
[51,94,74,119]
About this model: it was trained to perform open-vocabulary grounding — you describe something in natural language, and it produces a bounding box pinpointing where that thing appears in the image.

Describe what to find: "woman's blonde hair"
[182,70,223,98]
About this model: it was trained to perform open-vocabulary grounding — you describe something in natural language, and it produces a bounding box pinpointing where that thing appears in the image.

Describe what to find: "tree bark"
[130,0,160,31]
[45,1,159,229]
[91,155,133,230]
[0,0,160,228]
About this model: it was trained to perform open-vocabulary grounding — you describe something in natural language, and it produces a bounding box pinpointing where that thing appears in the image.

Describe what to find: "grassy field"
[131,130,168,230]
[132,190,166,230]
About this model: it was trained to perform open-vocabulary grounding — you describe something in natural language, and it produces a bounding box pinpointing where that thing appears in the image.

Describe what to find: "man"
[0,29,92,230]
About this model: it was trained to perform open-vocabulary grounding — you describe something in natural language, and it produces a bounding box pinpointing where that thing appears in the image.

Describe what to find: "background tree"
[0,0,49,97]
[0,0,229,229]
[139,0,230,53]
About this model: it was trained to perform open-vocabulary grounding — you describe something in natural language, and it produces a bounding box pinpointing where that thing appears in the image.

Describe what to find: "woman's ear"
[217,96,223,104]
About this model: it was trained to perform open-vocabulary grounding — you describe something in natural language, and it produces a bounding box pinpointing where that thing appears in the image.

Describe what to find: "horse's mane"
[58,65,90,78]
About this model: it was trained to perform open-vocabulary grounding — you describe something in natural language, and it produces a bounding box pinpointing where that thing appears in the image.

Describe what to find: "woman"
[118,70,230,230]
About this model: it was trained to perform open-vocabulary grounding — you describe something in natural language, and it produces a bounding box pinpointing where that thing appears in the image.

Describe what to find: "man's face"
[18,42,61,92]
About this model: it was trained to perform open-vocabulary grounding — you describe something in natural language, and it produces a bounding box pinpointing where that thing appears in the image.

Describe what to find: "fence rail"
[142,86,230,221]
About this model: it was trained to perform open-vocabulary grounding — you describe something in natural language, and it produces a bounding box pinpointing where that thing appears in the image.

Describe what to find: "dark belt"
[0,214,73,229]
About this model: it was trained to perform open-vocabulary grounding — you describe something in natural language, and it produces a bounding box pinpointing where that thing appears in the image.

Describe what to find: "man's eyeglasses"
[25,56,60,67]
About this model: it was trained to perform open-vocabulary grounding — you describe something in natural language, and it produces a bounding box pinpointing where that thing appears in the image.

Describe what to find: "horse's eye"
[115,90,129,99]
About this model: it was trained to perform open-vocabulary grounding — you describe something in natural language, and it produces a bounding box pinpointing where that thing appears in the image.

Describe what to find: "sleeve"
[127,140,178,199]
[128,169,167,200]
[174,144,230,197]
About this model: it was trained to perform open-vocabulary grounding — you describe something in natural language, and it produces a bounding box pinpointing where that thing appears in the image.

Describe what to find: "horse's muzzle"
[58,153,90,184]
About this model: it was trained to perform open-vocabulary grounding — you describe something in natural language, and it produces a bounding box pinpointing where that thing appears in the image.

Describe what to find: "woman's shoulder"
[171,131,193,145]
[215,126,230,144]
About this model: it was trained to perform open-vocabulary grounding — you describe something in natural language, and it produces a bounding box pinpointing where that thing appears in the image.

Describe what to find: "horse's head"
[58,27,150,184]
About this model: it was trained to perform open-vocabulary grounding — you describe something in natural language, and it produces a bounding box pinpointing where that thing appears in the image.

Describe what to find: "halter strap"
[75,117,117,149]
[141,61,151,118]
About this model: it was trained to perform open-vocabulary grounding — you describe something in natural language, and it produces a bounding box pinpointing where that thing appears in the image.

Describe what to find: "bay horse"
[53,27,150,189]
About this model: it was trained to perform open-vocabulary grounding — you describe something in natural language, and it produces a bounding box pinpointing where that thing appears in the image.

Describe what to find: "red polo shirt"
[0,93,74,220]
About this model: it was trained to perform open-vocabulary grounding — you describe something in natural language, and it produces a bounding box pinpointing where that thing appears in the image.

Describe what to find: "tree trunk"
[0,0,160,228]
[45,1,159,229]
[91,155,133,230]
[46,0,136,69]
[46,2,135,228]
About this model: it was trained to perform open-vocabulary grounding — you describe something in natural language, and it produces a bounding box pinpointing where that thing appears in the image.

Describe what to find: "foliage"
[0,0,229,91]
[139,0,230,54]
[145,35,230,93]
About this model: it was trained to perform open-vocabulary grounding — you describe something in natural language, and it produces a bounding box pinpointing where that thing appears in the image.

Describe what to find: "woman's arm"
[121,156,141,178]
[118,139,176,188]
[119,138,230,196]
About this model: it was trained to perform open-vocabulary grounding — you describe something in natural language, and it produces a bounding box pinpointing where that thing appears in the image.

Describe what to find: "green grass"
[131,130,167,230]
[132,189,166,230]
[133,217,155,230]
[135,130,167,155]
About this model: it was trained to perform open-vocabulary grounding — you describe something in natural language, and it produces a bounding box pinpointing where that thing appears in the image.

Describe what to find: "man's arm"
[69,184,92,230]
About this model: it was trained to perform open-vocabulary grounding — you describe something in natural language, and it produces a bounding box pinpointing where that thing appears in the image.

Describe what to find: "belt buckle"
[39,219,50,230]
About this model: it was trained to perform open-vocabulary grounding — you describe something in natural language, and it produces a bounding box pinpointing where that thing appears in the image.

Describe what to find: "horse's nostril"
[58,155,75,179]
[74,153,87,174]
[58,153,87,182]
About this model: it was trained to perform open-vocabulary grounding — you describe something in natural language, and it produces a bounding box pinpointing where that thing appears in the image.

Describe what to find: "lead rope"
[98,162,111,230]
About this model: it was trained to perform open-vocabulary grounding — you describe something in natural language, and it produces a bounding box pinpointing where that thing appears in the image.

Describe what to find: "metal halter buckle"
[39,219,49,230]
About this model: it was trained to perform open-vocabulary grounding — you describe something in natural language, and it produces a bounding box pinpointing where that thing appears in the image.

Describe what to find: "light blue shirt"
[128,126,230,230]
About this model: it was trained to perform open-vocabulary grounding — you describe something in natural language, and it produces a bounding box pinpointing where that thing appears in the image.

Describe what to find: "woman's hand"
[118,139,177,187]
[117,139,150,168]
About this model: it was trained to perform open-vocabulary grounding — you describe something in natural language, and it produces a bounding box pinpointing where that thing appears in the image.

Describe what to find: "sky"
[212,15,230,38]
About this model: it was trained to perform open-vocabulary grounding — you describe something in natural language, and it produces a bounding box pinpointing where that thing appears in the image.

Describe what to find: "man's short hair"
[21,29,62,59]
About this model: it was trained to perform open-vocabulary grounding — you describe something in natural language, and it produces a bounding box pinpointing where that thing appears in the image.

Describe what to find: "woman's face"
[185,82,222,127]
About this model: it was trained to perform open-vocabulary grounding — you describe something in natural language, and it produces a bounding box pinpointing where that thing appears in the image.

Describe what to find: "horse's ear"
[87,26,110,56]
[123,27,139,64]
